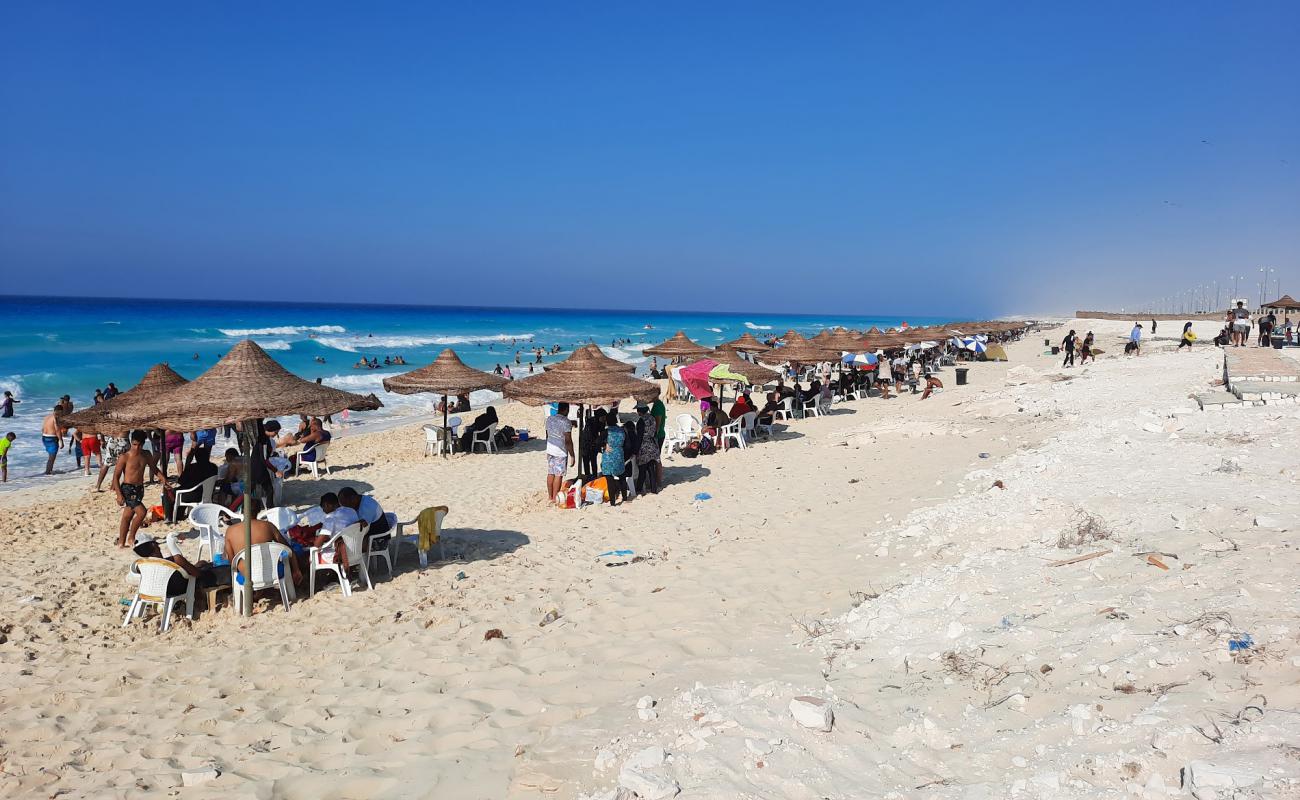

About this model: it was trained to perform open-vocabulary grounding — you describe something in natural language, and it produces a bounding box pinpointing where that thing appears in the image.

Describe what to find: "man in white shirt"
[339,486,390,537]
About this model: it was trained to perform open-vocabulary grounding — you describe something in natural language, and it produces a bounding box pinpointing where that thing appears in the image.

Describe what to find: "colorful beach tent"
[983,344,1009,361]
[679,359,719,400]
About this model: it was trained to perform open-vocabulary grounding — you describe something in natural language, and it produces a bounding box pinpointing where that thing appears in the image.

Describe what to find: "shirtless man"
[222,499,304,586]
[112,431,158,548]
[41,406,61,475]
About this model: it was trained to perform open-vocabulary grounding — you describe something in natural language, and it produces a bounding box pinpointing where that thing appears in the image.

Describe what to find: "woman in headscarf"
[458,405,499,452]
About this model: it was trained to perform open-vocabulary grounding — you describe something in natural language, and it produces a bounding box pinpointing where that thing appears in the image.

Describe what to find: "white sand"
[2,318,1298,799]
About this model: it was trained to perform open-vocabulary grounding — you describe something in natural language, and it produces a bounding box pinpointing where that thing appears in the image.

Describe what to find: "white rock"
[1253,515,1285,529]
[181,769,220,787]
[745,738,772,756]
[789,696,834,732]
[638,708,658,721]
[594,749,617,773]
[1068,704,1093,736]
[946,621,965,639]
[625,746,667,770]
[1011,756,1028,768]
[898,524,926,539]
[618,766,680,800]
[636,695,655,710]
[1184,760,1263,797]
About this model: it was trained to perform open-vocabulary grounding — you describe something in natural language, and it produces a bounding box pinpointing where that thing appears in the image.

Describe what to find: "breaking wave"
[258,340,292,351]
[315,333,534,353]
[219,325,346,337]
[744,321,772,330]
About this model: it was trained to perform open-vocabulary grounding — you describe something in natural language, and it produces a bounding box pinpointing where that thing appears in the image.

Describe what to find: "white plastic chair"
[231,542,296,613]
[802,397,823,418]
[773,397,795,421]
[718,416,746,450]
[308,522,368,597]
[189,502,231,561]
[361,513,397,589]
[123,558,196,632]
[739,411,758,442]
[171,475,217,522]
[296,441,331,478]
[470,423,498,454]
[623,456,639,500]
[675,414,701,439]
[390,508,448,568]
[422,425,442,457]
[257,506,300,535]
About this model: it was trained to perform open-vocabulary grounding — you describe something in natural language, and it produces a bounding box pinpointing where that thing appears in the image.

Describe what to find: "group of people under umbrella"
[64,319,1024,619]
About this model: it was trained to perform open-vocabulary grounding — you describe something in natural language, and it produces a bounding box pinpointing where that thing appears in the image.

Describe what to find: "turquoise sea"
[0,296,957,479]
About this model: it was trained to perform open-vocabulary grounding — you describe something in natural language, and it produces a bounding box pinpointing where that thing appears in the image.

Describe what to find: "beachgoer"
[0,432,13,482]
[41,407,60,475]
[223,498,304,586]
[67,427,83,470]
[295,418,331,469]
[1151,318,1157,335]
[81,431,103,475]
[1230,302,1250,347]
[1061,330,1076,367]
[601,414,628,506]
[163,446,217,520]
[103,382,119,400]
[458,405,498,452]
[133,531,231,594]
[1080,331,1095,363]
[2,390,19,417]
[1128,323,1143,355]
[95,435,128,491]
[1177,321,1196,351]
[921,374,944,399]
[634,404,660,494]
[163,429,185,475]
[112,431,157,548]
[545,403,574,502]
[578,408,607,482]
[338,486,390,536]
[729,393,755,419]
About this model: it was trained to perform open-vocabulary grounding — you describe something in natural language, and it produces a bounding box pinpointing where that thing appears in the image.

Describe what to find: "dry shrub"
[1057,511,1114,549]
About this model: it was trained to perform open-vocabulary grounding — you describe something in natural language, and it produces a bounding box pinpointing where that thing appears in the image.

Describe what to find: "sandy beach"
[3,317,1299,799]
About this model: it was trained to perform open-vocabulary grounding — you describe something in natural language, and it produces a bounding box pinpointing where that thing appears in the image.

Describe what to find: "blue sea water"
[0,295,955,479]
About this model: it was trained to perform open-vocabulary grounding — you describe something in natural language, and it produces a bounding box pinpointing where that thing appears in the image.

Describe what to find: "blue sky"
[1,2,1297,315]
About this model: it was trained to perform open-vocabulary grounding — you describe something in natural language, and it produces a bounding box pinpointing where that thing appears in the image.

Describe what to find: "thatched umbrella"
[58,363,188,436]
[726,332,772,353]
[767,337,838,366]
[544,344,636,374]
[707,345,779,385]
[112,339,382,616]
[382,348,507,456]
[504,346,660,407]
[642,331,710,359]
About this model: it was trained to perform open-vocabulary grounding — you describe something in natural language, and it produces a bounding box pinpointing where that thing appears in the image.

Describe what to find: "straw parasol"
[504,346,661,407]
[707,345,779,384]
[642,331,711,359]
[726,332,772,353]
[544,344,636,374]
[58,364,188,436]
[108,339,381,617]
[110,340,381,432]
[383,348,507,456]
[768,336,837,364]
[383,348,508,396]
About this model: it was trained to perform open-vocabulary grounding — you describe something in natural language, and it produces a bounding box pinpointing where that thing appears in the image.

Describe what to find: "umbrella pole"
[238,419,257,617]
[577,404,584,482]
[442,396,449,458]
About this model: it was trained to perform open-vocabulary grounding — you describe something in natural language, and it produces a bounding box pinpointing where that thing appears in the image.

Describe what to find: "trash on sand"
[455,571,468,580]
[597,549,634,559]
[484,628,505,641]
[694,492,712,501]
[978,452,990,459]
[1146,555,1170,570]
[1228,634,1254,652]
[539,609,561,627]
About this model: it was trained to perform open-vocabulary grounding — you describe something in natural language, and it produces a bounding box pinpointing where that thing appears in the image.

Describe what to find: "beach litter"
[455,571,468,581]
[539,609,561,627]
[1228,633,1254,652]
[694,492,712,501]
[484,628,505,641]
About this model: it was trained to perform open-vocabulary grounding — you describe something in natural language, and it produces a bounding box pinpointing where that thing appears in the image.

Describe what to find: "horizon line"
[0,293,979,322]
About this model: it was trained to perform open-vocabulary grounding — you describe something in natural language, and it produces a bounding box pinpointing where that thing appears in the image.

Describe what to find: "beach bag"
[680,440,700,459]
[698,435,716,456]
[496,425,517,449]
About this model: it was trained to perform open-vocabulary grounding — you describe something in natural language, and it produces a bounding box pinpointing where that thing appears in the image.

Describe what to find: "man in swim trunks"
[0,432,14,482]
[224,498,304,586]
[112,430,158,548]
[41,407,61,475]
